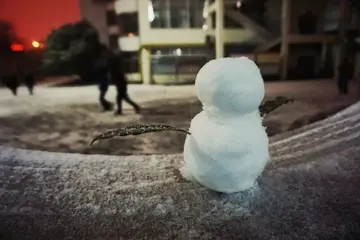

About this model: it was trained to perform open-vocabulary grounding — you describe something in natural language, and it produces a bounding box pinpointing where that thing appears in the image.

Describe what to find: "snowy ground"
[0,101,359,239]
[0,80,358,155]
[0,83,196,116]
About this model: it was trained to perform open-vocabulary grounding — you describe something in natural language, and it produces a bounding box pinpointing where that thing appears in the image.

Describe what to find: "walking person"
[108,52,141,115]
[95,65,113,111]
[1,74,19,96]
[24,74,35,95]
[338,57,354,95]
[94,45,113,111]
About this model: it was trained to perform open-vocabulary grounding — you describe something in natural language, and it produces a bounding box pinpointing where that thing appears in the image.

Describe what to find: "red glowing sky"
[0,0,81,45]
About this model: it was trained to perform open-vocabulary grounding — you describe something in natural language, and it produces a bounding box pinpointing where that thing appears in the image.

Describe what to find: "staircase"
[224,4,281,77]
[254,37,281,52]
[225,10,274,40]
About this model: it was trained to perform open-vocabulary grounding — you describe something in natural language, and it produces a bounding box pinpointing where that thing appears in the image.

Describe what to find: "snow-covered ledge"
[1,102,360,239]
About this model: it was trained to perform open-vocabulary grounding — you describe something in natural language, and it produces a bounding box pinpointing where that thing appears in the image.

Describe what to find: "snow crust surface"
[0,99,360,238]
[183,57,270,193]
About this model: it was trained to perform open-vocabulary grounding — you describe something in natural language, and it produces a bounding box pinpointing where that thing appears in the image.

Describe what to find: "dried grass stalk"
[90,96,293,147]
[259,96,294,117]
[90,124,190,147]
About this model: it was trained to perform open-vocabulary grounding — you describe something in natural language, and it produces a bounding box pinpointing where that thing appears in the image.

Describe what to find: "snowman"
[181,57,269,194]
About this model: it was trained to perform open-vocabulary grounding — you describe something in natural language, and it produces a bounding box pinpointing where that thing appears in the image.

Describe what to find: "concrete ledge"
[1,102,360,239]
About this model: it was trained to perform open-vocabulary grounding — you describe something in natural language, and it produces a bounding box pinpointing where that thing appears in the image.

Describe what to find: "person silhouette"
[108,52,141,115]
[24,74,35,95]
[94,45,113,111]
[338,57,354,95]
[95,65,113,111]
[1,74,19,96]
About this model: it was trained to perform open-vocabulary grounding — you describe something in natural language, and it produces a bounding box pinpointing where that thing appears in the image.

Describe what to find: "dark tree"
[0,19,17,54]
[42,20,102,81]
[0,19,22,95]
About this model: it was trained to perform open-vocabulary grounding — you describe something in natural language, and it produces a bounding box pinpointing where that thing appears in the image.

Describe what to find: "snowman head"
[195,57,265,116]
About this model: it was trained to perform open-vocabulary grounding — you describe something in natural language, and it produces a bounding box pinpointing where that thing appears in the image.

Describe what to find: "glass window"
[190,0,204,28]
[151,56,177,74]
[150,0,205,29]
[151,55,208,75]
[150,0,169,28]
[151,48,172,55]
[150,46,210,75]
[169,1,189,28]
[177,55,208,74]
[151,47,209,56]
[117,13,139,36]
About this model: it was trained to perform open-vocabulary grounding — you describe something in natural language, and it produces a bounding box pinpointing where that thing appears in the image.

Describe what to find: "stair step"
[225,10,273,40]
[255,37,282,52]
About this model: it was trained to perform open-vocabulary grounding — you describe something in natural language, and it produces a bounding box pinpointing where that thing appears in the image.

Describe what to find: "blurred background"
[0,0,359,156]
[0,0,359,83]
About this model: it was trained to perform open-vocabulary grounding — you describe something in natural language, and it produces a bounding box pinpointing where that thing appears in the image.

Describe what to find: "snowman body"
[182,57,270,193]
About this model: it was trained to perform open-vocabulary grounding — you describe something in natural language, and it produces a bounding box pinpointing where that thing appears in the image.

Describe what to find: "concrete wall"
[118,36,140,51]
[79,0,109,46]
[114,0,138,14]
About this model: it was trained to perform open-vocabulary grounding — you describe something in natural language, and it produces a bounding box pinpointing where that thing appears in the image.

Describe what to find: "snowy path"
[0,79,357,117]
[0,101,360,239]
[0,84,196,117]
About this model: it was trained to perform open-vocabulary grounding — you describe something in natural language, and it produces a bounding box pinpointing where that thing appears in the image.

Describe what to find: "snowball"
[195,57,265,117]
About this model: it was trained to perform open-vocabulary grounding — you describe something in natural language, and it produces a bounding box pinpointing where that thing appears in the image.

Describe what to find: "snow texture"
[0,101,360,239]
[0,84,196,117]
[183,57,270,193]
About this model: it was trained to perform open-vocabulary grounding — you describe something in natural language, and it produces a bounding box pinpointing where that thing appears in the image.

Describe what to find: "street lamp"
[32,40,40,48]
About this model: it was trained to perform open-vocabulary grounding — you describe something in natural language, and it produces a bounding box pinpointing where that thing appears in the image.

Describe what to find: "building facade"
[81,0,267,84]
[116,0,268,84]
[80,0,359,84]
[79,0,119,48]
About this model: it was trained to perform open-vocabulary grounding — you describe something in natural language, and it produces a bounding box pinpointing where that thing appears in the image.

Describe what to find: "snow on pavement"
[0,84,196,117]
[1,79,357,117]
[0,101,360,239]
